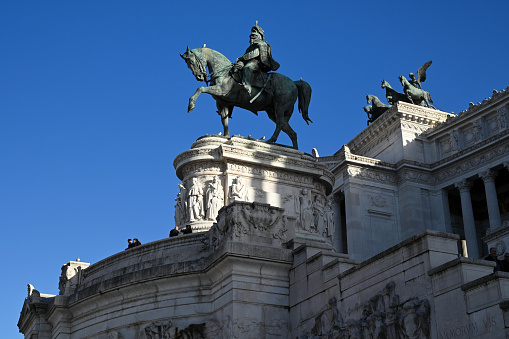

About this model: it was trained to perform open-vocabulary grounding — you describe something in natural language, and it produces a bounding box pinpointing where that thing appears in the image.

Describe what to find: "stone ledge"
[461,271,509,292]
[428,257,495,276]
[338,230,460,279]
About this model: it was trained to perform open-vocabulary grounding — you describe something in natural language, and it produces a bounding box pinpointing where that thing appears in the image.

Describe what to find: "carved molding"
[174,148,220,169]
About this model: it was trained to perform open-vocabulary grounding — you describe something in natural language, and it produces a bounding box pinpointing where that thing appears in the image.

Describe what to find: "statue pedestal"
[173,135,335,248]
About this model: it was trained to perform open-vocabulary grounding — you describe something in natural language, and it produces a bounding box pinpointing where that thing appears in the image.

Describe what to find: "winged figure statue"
[408,61,432,89]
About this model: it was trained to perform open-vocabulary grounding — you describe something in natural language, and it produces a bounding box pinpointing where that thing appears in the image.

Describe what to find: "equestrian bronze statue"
[181,22,312,150]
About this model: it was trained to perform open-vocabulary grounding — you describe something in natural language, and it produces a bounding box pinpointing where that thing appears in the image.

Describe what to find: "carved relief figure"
[473,119,483,141]
[220,316,232,339]
[299,189,314,232]
[229,176,248,202]
[187,178,204,221]
[206,176,224,221]
[499,106,508,129]
[325,197,335,238]
[451,129,460,151]
[313,194,326,235]
[144,321,172,339]
[175,183,187,227]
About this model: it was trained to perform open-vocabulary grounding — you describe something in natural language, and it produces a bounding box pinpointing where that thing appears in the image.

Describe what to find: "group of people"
[126,238,142,250]
[170,225,193,237]
[485,247,509,272]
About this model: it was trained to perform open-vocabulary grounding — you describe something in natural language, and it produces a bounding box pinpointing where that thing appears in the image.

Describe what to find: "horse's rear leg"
[281,121,298,149]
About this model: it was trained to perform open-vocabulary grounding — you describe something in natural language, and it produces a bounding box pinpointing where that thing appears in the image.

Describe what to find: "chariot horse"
[181,47,312,149]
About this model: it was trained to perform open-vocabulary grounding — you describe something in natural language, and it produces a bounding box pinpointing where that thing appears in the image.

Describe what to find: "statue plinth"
[173,135,335,247]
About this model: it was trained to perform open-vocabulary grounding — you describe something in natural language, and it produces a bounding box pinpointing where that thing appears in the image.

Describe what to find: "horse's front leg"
[217,103,233,137]
[188,83,230,113]
[188,86,205,113]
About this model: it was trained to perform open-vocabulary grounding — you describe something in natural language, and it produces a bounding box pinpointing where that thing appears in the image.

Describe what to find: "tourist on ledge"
[182,225,193,234]
[485,247,502,272]
[126,239,134,250]
[170,226,179,237]
[133,238,142,247]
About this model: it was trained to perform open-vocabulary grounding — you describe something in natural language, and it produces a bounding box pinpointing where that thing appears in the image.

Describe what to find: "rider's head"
[409,73,416,80]
[250,21,264,43]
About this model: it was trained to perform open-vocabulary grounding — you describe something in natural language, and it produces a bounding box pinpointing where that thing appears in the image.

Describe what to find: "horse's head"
[381,80,388,89]
[366,94,373,104]
[398,75,407,85]
[181,47,207,82]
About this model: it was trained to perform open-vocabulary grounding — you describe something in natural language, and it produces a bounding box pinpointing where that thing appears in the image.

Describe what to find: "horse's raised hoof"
[188,101,195,113]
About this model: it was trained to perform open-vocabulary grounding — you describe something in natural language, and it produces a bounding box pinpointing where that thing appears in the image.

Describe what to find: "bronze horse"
[181,47,312,149]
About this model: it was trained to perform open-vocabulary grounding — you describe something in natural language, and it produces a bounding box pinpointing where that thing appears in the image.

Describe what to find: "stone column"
[480,169,502,230]
[455,179,479,258]
[331,193,344,253]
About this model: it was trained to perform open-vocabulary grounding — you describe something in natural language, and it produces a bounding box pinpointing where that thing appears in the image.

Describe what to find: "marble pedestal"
[173,135,335,248]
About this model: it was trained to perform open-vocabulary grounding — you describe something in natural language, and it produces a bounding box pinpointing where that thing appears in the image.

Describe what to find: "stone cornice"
[174,135,334,190]
[345,102,452,156]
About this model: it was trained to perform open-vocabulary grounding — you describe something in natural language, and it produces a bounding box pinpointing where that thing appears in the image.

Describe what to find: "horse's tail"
[295,79,312,125]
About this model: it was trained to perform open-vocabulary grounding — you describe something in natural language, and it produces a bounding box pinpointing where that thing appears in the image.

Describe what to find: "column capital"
[455,179,473,192]
[479,169,498,183]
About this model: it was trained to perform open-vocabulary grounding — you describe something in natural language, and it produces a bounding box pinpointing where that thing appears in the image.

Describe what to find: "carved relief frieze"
[397,169,432,185]
[144,320,172,339]
[210,201,288,248]
[346,166,397,184]
[432,128,508,168]
[300,282,430,339]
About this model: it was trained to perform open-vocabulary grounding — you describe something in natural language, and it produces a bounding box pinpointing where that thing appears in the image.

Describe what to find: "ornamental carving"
[455,179,473,192]
[479,169,497,182]
[58,261,88,296]
[368,194,388,208]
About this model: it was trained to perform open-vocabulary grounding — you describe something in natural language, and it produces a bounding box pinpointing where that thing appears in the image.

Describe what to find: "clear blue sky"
[2,1,508,337]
